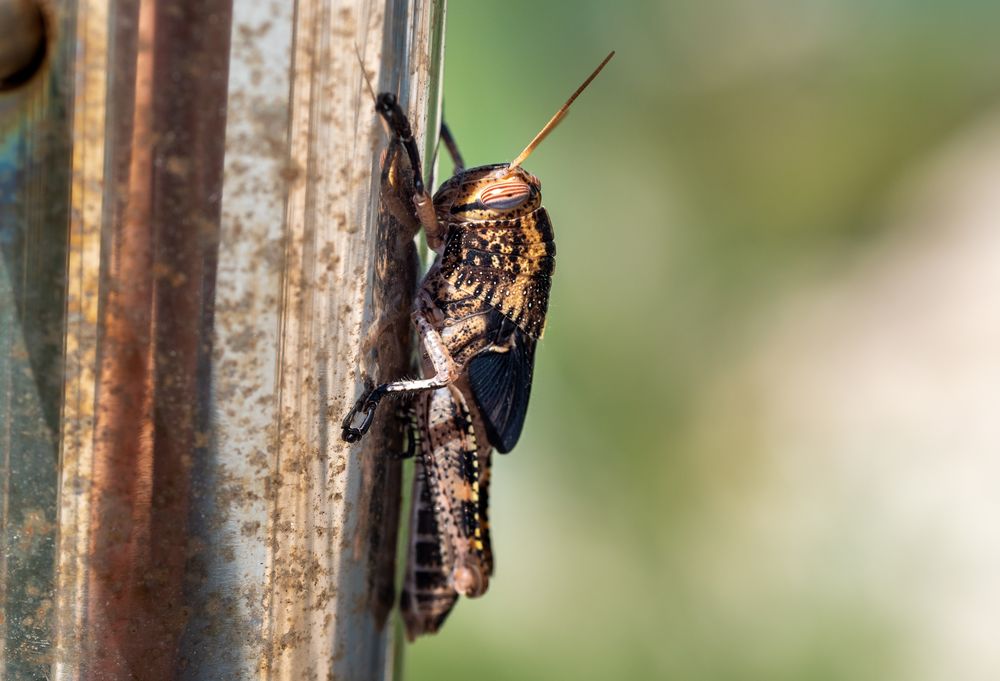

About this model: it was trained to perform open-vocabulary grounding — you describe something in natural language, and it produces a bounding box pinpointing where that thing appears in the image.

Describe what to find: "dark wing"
[468,321,537,454]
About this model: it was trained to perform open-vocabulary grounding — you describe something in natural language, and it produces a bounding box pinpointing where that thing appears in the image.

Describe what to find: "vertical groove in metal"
[56,0,106,674]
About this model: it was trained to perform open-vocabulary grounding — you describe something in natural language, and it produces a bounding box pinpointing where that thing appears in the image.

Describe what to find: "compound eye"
[480,181,532,210]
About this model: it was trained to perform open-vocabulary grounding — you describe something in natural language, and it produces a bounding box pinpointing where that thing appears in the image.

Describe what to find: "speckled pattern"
[433,164,554,340]
[347,101,559,638]
[400,386,493,640]
[392,164,553,638]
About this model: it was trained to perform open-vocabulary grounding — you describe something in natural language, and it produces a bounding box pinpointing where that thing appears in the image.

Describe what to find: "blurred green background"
[408,2,1000,680]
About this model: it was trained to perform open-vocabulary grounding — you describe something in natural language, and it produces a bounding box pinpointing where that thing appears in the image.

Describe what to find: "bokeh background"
[408,2,1000,680]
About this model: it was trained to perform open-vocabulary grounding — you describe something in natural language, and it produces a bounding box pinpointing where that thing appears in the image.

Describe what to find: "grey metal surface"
[0,0,445,678]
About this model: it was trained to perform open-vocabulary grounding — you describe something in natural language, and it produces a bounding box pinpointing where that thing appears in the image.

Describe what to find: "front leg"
[342,309,460,443]
[374,93,445,247]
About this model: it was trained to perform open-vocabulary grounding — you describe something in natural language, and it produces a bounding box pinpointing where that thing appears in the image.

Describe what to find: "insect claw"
[341,386,386,442]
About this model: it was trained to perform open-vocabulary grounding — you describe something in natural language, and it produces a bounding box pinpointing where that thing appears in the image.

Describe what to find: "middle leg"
[342,304,460,442]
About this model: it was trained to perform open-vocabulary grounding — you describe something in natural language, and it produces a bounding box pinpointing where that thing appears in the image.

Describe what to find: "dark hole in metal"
[0,1,48,91]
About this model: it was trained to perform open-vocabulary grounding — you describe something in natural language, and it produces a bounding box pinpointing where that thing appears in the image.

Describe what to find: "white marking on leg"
[381,310,459,396]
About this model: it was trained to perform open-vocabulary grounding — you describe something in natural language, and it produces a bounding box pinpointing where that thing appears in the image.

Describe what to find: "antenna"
[354,44,378,103]
[508,51,615,171]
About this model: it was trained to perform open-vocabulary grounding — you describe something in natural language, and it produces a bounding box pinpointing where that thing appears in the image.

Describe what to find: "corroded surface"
[1,0,71,677]
[0,0,445,679]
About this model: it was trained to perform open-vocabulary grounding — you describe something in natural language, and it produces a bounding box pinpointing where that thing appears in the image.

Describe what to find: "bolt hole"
[0,0,48,92]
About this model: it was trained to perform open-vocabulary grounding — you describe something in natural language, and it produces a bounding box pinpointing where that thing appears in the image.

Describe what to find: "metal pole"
[1,0,446,678]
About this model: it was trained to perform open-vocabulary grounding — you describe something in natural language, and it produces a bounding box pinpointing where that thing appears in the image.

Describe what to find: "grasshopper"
[344,51,614,638]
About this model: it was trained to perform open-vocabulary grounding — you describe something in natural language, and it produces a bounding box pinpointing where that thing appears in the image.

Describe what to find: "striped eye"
[479,181,532,210]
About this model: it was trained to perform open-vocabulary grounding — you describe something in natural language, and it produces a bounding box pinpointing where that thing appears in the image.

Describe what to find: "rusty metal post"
[0,0,446,678]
